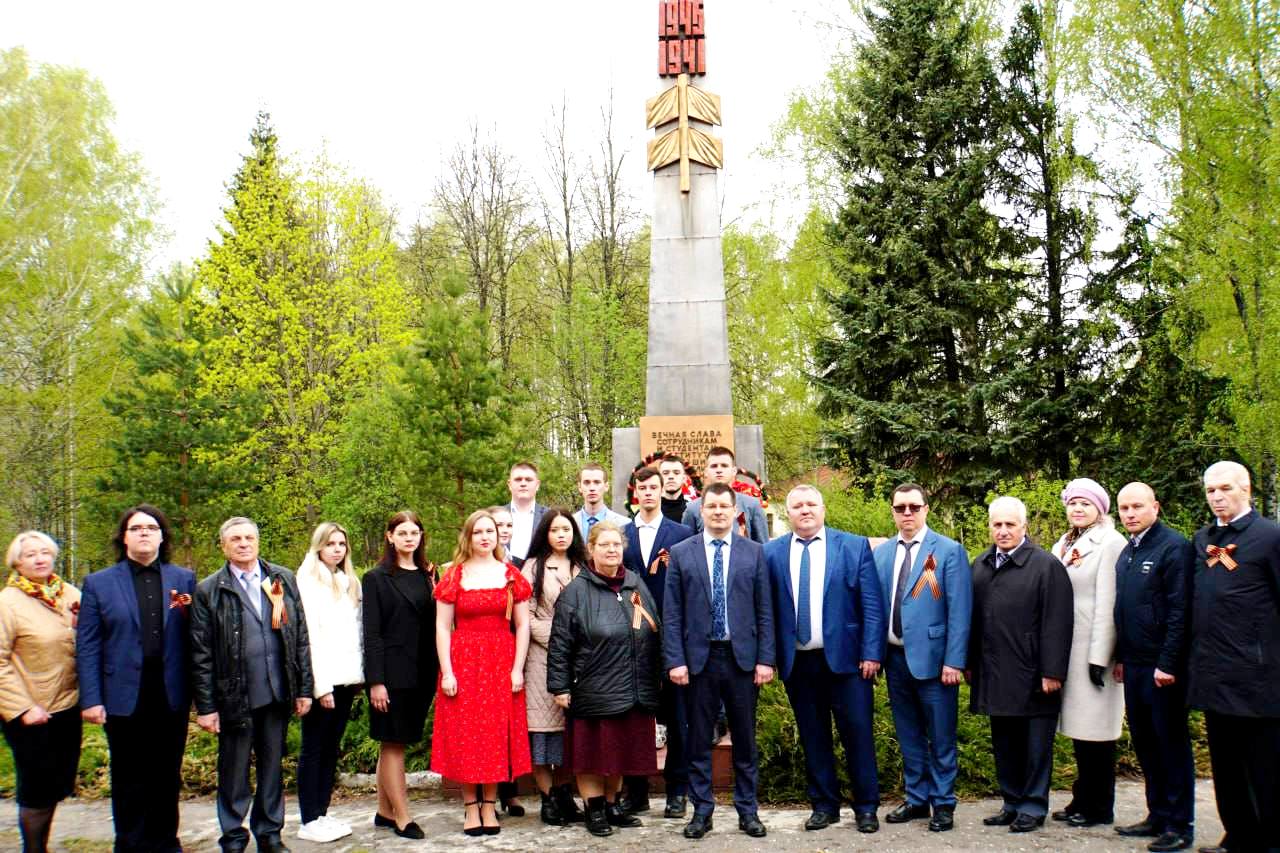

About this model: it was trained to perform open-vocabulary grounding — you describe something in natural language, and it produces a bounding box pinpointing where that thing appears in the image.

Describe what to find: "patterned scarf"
[7,571,66,612]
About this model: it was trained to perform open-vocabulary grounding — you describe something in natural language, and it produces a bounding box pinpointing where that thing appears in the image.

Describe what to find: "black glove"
[1088,664,1106,688]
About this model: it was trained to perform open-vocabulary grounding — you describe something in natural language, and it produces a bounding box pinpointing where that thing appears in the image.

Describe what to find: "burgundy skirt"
[564,709,657,776]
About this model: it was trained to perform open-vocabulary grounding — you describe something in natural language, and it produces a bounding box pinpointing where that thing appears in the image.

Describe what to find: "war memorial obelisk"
[611,0,766,510]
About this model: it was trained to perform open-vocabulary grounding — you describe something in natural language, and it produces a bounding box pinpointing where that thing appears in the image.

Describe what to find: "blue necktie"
[586,515,598,534]
[239,572,260,617]
[796,538,813,645]
[711,539,727,640]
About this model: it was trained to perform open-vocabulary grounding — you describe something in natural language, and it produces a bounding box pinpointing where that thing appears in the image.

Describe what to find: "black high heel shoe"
[502,797,526,817]
[481,799,502,835]
[463,800,484,837]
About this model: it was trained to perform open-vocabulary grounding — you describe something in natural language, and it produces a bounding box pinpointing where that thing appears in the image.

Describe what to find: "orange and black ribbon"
[649,548,670,576]
[262,578,288,630]
[1067,548,1084,566]
[505,581,515,620]
[1206,543,1239,571]
[631,591,658,631]
[169,589,192,614]
[69,600,80,629]
[910,554,942,600]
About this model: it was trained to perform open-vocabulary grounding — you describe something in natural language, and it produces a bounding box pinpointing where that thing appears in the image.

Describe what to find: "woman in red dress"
[432,509,533,836]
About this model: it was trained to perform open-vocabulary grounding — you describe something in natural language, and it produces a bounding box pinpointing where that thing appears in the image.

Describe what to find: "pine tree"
[98,269,259,570]
[814,0,1024,499]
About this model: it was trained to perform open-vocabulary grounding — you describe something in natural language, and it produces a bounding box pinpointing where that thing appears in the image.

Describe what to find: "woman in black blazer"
[361,511,438,840]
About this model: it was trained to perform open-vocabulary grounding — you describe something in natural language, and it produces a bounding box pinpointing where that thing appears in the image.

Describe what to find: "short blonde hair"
[6,531,59,570]
[587,520,625,550]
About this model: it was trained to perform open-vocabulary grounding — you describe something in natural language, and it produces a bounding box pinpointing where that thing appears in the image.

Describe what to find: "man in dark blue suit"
[621,467,696,818]
[873,483,972,833]
[663,482,776,839]
[765,484,885,833]
[77,504,196,853]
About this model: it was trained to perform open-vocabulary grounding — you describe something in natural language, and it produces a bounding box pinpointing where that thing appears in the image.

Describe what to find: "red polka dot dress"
[430,564,533,783]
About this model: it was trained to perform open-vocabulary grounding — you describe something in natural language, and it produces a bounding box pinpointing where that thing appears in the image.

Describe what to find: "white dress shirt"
[789,527,827,650]
[509,503,536,559]
[635,514,662,567]
[1218,507,1252,526]
[888,526,929,646]
[702,530,733,640]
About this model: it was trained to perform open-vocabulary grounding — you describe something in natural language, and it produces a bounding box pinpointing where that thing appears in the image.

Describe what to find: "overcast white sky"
[7,0,861,270]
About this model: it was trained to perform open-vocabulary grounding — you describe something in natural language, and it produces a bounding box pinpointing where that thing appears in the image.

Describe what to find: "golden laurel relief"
[646,73,723,193]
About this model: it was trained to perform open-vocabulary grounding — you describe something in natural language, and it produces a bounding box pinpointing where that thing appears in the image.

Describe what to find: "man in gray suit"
[681,446,770,543]
[192,518,313,853]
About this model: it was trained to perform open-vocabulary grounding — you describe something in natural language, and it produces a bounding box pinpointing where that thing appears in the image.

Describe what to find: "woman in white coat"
[296,522,364,843]
[1050,478,1126,828]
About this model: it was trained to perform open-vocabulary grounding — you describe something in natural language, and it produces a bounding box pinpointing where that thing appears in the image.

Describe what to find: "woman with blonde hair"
[295,521,363,843]
[432,509,532,836]
[0,531,82,853]
[1050,478,1127,828]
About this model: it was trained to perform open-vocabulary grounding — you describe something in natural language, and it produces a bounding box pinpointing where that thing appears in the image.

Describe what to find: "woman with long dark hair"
[361,511,437,839]
[522,509,590,824]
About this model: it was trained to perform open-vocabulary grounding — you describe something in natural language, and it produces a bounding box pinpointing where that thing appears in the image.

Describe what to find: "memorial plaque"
[639,415,734,464]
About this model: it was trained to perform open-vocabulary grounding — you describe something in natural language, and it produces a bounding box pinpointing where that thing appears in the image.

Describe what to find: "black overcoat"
[968,540,1074,717]
[361,563,438,692]
[1188,510,1280,717]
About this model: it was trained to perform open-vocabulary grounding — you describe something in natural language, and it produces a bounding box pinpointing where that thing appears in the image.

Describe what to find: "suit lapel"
[779,534,797,610]
[387,567,424,612]
[112,562,141,628]
[903,532,933,596]
[691,538,714,609]
[820,531,840,600]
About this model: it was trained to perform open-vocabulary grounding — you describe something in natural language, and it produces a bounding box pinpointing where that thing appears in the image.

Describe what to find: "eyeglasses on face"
[892,504,925,514]
[127,524,162,533]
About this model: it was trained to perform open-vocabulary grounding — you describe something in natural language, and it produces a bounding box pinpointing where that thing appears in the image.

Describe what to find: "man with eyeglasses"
[76,504,196,853]
[872,483,971,832]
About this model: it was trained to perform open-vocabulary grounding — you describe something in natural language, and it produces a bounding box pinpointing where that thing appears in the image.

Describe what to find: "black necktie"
[892,540,915,639]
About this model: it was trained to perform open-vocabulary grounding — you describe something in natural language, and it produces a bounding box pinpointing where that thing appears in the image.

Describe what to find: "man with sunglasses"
[873,484,972,832]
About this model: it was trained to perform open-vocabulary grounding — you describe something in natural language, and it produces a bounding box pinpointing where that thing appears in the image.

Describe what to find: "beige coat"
[0,583,81,722]
[1052,519,1126,741]
[523,560,577,733]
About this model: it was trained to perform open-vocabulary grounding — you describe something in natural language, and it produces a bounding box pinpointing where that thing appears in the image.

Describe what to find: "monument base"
[611,424,765,514]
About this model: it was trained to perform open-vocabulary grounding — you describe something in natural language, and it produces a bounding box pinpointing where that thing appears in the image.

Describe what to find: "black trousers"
[1205,710,1280,852]
[296,684,356,824]
[989,715,1057,818]
[105,663,188,853]
[216,702,289,852]
[686,644,759,818]
[1124,666,1194,833]
[1068,738,1116,821]
[624,678,689,803]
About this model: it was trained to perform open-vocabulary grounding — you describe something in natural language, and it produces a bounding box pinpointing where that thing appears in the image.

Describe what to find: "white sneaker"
[320,815,352,837]
[298,819,348,843]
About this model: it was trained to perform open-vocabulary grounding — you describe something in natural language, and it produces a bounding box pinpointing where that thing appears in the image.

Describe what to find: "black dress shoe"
[856,812,879,833]
[804,810,839,830]
[1148,831,1194,852]
[984,809,1018,826]
[1118,820,1163,837]
[886,802,931,823]
[929,806,954,832]
[585,797,613,837]
[1068,813,1112,827]
[664,795,688,818]
[739,814,767,837]
[1053,809,1079,822]
[373,812,396,828]
[684,813,713,839]
[1009,813,1045,833]
[394,821,425,840]
[605,802,642,828]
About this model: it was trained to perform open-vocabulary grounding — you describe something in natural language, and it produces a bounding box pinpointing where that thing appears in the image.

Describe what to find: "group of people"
[0,449,1275,853]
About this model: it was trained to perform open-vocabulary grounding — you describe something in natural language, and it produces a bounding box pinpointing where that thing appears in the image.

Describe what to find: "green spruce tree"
[814,0,1024,499]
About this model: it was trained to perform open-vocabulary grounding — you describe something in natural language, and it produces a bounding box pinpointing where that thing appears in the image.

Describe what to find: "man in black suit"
[1188,461,1280,853]
[506,460,547,566]
[663,482,776,839]
[620,467,696,818]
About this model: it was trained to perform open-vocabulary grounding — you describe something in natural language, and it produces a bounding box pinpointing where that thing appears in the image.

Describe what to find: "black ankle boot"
[606,801,643,828]
[585,796,613,837]
[555,783,586,823]
[540,791,567,826]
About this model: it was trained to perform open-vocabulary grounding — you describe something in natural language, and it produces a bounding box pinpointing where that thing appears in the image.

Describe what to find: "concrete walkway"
[2,779,1221,852]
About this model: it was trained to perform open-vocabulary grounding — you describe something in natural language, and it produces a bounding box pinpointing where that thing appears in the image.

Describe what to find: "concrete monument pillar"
[611,0,765,511]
